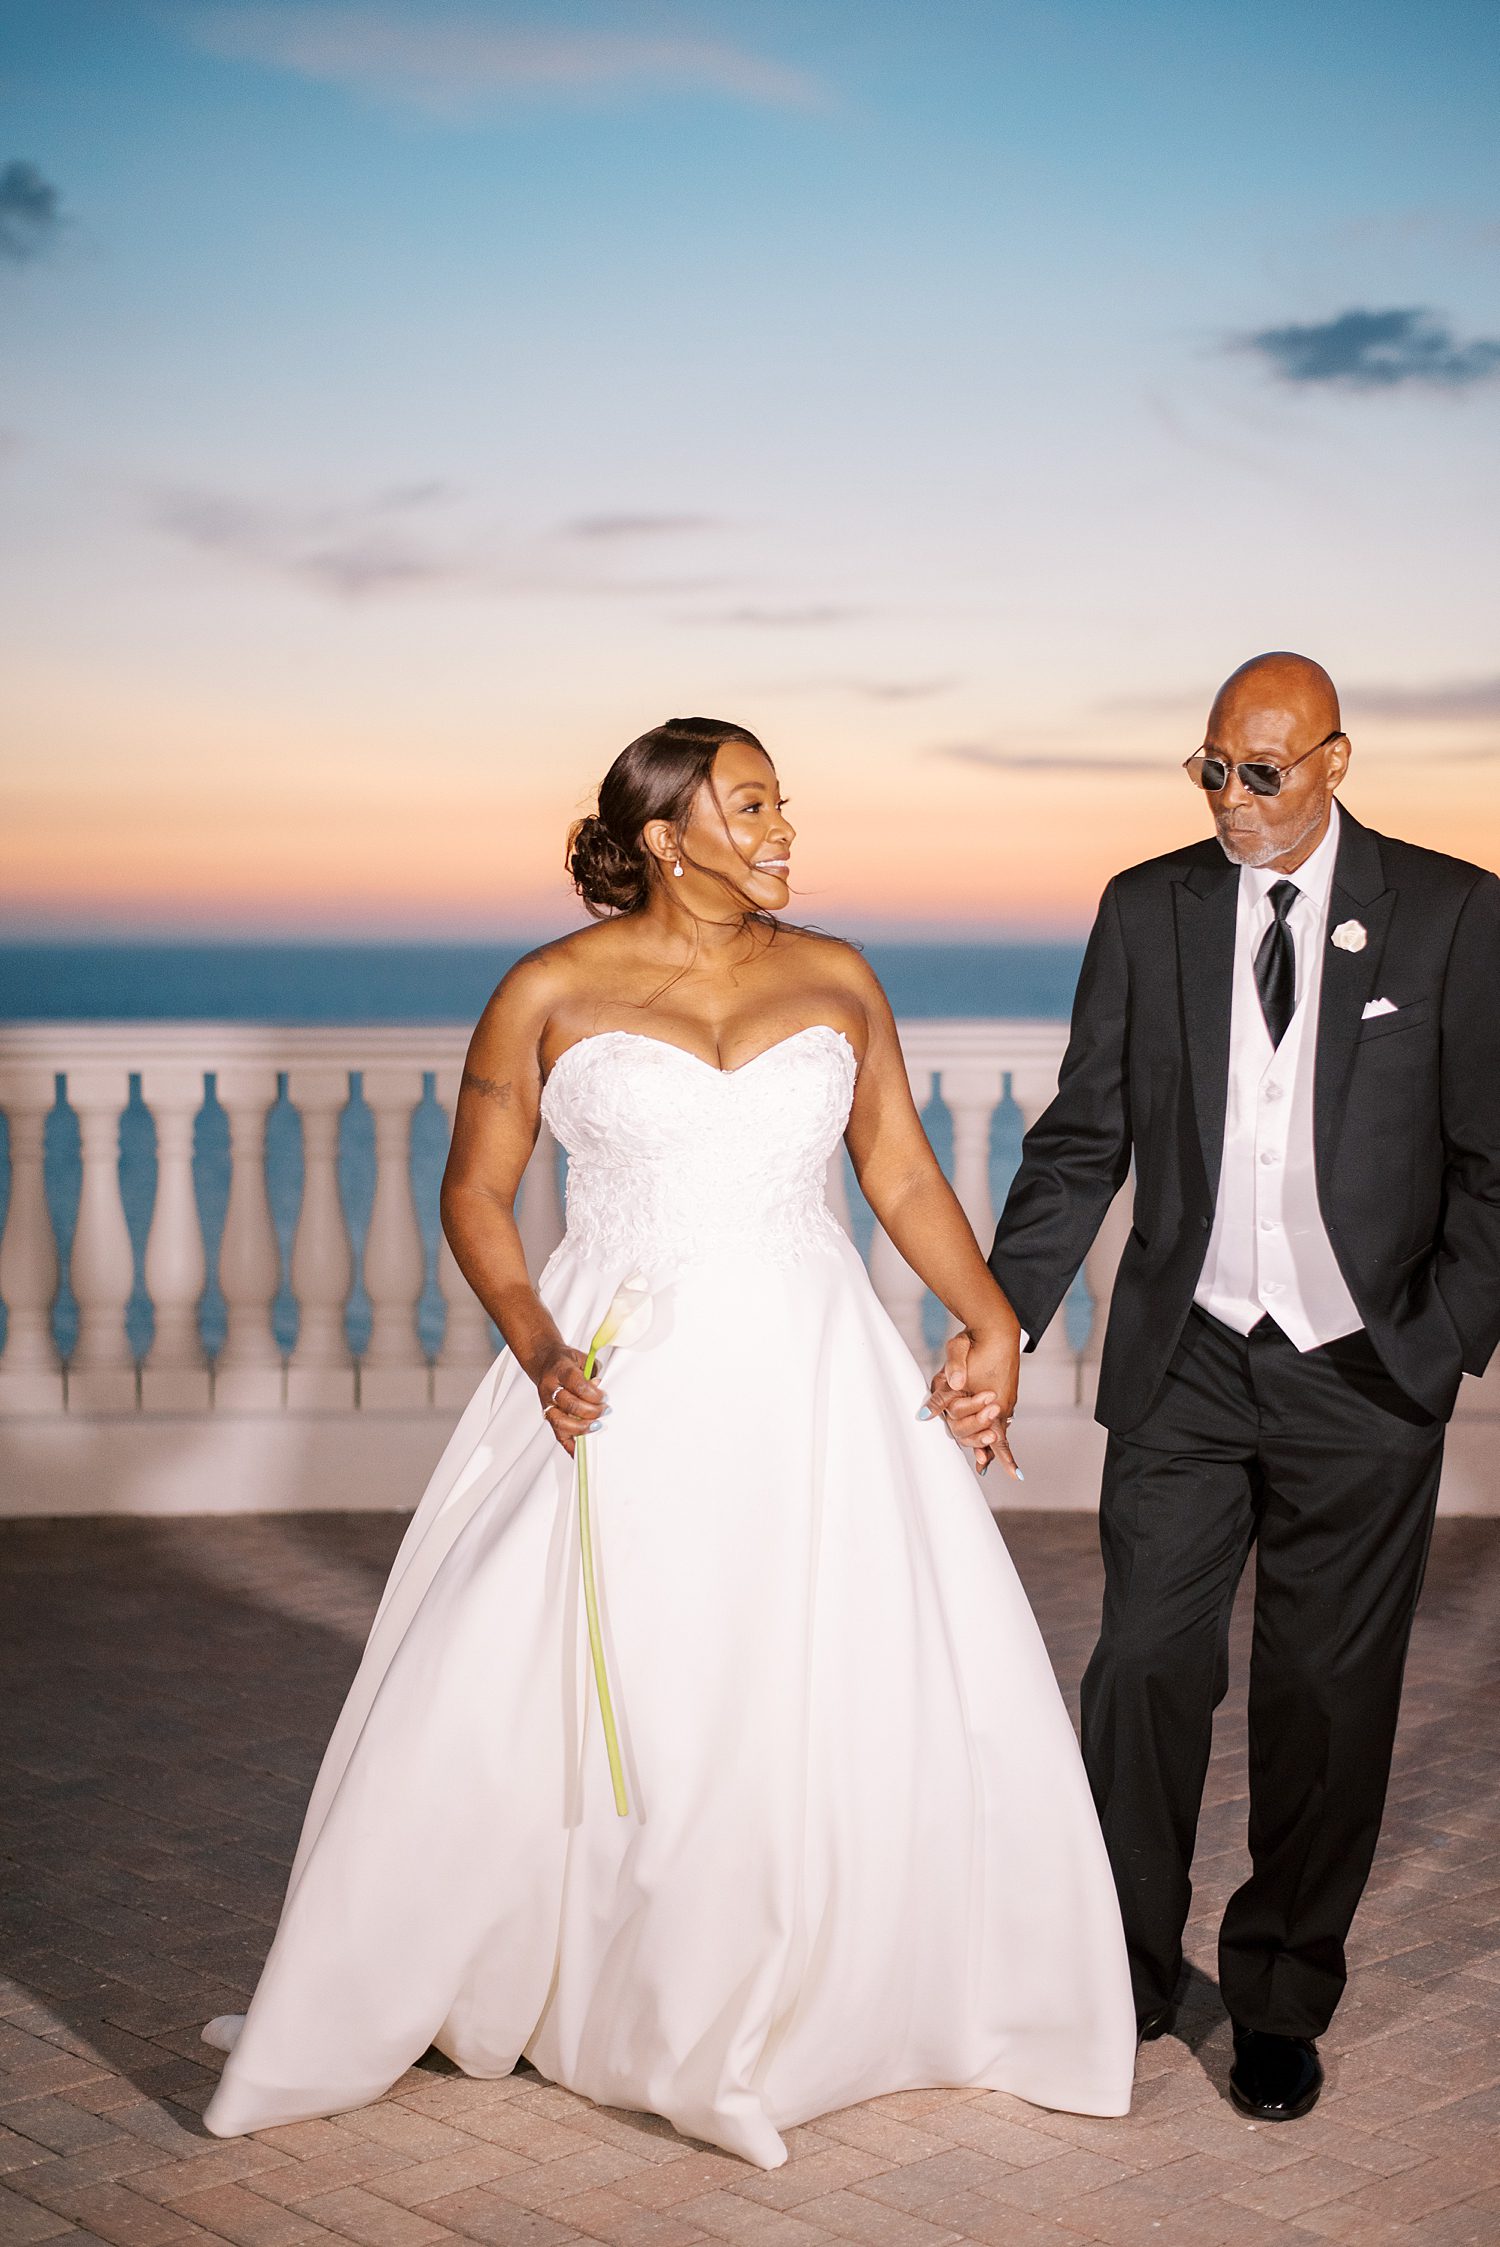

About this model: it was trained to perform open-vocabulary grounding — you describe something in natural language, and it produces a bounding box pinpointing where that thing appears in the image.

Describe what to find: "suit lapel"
[1314,810,1394,1183]
[1173,851,1240,1199]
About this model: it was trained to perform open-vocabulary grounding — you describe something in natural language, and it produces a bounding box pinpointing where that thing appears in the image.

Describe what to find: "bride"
[202,715,1135,2166]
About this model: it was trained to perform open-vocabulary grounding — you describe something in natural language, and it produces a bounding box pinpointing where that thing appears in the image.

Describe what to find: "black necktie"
[1254,880,1299,1049]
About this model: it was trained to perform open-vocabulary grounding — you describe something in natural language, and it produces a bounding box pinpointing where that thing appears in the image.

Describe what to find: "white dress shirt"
[1194,800,1363,1351]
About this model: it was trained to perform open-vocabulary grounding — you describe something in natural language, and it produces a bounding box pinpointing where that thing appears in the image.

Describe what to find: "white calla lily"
[576,1273,656,1819]
[589,1273,654,1355]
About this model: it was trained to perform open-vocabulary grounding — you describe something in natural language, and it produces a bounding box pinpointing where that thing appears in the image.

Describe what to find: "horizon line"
[0,922,1095,948]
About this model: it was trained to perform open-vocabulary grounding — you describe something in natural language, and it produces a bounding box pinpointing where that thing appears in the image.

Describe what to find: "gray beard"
[1215,801,1326,869]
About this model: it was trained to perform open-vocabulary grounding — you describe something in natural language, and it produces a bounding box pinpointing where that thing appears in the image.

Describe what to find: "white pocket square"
[1361,997,1398,1019]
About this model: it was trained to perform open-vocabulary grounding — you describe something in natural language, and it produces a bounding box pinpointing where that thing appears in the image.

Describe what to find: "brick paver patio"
[2,1511,1497,2247]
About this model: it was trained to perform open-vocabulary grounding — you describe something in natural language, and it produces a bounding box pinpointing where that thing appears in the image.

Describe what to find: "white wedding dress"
[203,1026,1135,2165]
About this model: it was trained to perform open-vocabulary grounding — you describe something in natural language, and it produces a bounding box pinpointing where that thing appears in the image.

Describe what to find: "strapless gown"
[202,1025,1135,2166]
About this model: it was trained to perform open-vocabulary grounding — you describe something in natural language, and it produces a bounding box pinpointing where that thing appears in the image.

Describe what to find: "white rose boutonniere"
[1332,919,1368,953]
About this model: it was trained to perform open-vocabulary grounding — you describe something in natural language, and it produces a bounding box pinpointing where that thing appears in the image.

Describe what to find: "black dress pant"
[1081,1307,1445,2039]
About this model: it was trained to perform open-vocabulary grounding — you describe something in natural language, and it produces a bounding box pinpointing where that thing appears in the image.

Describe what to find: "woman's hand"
[923,1326,1022,1482]
[531,1345,607,1457]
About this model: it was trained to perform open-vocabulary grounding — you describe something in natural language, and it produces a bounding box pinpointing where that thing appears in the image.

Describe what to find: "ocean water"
[0,940,1089,1367]
[0,939,1085,1024]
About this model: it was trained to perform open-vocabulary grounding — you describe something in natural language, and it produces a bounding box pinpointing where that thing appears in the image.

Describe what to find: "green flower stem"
[578,1339,629,1817]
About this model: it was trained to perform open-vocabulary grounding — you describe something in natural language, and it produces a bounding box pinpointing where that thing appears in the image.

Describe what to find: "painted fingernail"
[1015,1469,1025,1482]
[916,1404,934,1421]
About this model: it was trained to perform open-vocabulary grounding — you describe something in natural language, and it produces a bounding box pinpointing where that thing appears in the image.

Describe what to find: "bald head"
[1209,651,1341,744]
[1198,650,1350,873]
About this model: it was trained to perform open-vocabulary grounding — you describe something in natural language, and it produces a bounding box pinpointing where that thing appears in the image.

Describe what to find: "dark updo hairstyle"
[567,716,770,919]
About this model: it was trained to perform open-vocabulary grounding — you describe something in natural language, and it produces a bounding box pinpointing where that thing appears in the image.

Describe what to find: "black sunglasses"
[1184,731,1345,798]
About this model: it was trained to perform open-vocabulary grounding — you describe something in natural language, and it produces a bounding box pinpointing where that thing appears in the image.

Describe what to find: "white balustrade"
[0,1017,1489,1517]
[1081,1181,1135,1411]
[66,1063,137,1412]
[942,1062,1005,1248]
[215,1064,283,1409]
[866,1052,935,1360]
[361,1066,428,1409]
[286,1064,355,1410]
[0,1068,63,1413]
[1007,1059,1085,1406]
[140,1064,211,1412]
[432,1064,501,1409]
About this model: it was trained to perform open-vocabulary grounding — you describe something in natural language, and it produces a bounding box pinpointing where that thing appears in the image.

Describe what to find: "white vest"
[1194,802,1363,1352]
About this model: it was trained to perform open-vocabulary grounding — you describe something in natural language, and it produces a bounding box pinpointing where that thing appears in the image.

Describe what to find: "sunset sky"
[3,0,1498,938]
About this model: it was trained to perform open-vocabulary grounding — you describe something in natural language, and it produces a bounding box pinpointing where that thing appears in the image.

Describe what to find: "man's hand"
[922,1328,1023,1482]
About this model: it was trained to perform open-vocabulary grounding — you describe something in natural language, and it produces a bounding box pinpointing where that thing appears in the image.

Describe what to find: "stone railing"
[1,1021,1494,1516]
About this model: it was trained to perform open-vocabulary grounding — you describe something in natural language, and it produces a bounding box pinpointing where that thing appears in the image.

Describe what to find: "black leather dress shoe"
[1136,2005,1175,2044]
[1228,2026,1323,2120]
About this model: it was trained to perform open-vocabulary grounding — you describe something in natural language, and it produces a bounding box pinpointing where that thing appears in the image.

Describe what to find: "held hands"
[531,1346,607,1456]
[922,1327,1022,1482]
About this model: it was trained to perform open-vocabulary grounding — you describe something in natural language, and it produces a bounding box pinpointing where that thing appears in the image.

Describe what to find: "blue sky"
[3,0,1498,933]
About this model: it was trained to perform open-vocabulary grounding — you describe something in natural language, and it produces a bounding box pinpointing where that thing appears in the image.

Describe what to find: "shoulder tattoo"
[462,1069,513,1106]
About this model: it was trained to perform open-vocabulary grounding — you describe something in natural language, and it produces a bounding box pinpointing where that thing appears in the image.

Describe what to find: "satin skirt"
[202,1234,1135,2166]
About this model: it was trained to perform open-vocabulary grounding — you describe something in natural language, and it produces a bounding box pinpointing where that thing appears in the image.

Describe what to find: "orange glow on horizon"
[9,746,1498,939]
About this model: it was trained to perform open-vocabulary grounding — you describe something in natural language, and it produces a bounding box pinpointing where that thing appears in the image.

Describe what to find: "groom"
[944,652,1500,2121]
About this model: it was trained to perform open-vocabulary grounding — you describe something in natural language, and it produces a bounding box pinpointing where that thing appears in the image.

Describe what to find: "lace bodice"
[539,1025,855,1279]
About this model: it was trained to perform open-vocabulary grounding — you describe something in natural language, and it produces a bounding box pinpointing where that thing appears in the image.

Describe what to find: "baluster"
[0,1070,64,1412]
[1009,1063,1080,1405]
[361,1065,428,1408]
[214,1065,283,1408]
[867,1059,934,1364]
[1080,1177,1135,1411]
[516,1119,566,1275]
[138,1064,211,1411]
[926,1063,1005,1364]
[286,1065,356,1409]
[942,1063,1003,1247]
[432,1065,497,1409]
[66,1065,137,1412]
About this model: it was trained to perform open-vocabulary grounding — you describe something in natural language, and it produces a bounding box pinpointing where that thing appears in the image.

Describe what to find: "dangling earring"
[672,858,684,878]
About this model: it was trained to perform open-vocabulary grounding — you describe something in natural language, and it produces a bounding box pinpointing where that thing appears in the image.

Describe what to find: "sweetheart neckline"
[544,1024,856,1085]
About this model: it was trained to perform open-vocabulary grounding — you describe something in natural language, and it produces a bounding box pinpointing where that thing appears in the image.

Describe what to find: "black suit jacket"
[989,808,1500,1431]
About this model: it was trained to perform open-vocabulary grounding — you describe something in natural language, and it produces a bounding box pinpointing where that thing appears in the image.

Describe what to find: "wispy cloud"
[150,478,732,602]
[741,672,955,704]
[1093,690,1200,717]
[1242,307,1500,391]
[694,603,865,630]
[186,6,822,117]
[563,512,722,541]
[153,482,480,598]
[0,160,63,262]
[1104,675,1500,725]
[849,678,954,702]
[1348,677,1500,720]
[932,743,1164,775]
